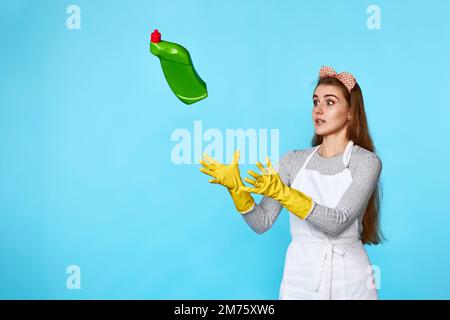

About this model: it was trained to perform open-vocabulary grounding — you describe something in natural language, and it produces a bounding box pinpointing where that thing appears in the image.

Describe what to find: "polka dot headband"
[319,66,356,93]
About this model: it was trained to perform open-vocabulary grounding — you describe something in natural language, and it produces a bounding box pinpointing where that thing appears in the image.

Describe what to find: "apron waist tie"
[292,237,360,295]
[313,241,345,294]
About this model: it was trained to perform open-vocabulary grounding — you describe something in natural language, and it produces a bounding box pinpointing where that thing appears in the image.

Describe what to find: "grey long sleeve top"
[240,144,382,237]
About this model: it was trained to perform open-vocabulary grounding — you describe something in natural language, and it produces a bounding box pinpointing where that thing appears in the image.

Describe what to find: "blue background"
[1,0,449,299]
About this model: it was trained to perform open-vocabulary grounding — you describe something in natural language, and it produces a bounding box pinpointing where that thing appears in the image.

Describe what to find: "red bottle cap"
[151,29,161,43]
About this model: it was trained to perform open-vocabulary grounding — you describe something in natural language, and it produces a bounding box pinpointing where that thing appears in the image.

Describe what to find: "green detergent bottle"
[150,29,208,105]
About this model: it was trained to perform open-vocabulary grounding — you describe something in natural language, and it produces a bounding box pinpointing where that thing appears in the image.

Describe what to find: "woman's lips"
[315,119,326,126]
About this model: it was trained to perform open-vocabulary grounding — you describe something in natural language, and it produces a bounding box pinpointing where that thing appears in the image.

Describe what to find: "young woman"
[199,66,383,300]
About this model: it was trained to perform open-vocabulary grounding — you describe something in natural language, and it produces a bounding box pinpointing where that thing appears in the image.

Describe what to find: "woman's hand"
[239,157,287,200]
[199,150,243,192]
[199,150,255,213]
[240,157,315,220]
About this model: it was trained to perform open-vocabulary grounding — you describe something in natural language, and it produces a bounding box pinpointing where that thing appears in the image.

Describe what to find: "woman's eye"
[313,100,335,106]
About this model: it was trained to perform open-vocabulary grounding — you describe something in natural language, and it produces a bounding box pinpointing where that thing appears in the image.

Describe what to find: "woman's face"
[312,84,352,136]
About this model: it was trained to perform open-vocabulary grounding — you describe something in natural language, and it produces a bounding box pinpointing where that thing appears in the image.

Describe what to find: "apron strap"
[301,145,321,170]
[342,140,354,169]
[303,140,354,170]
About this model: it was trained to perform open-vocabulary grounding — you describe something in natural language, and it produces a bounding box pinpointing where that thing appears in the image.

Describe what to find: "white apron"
[279,140,378,300]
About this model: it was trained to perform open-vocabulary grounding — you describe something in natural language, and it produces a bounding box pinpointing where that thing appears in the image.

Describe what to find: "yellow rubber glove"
[239,157,315,220]
[199,150,255,214]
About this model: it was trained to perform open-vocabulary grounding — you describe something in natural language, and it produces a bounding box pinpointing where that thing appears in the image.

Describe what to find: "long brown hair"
[311,76,384,245]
